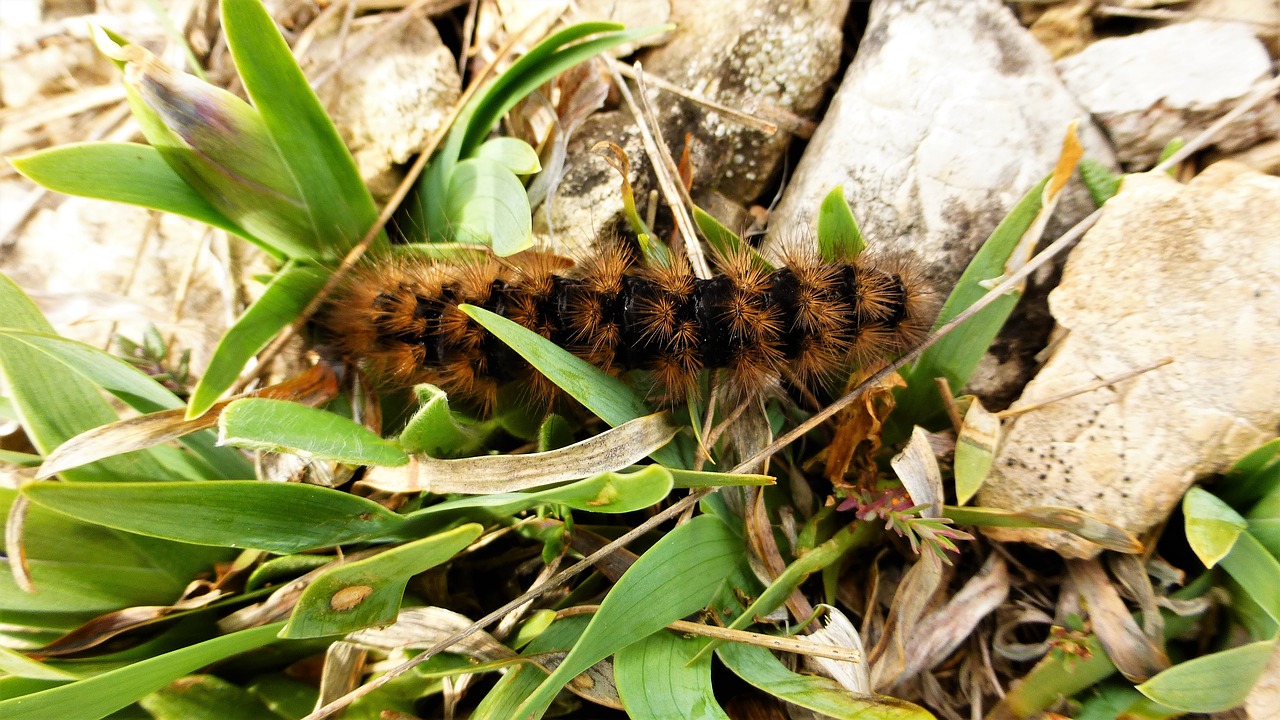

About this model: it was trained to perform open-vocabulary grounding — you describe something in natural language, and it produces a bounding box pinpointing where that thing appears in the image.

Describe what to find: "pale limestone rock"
[767,0,1112,291]
[1057,20,1280,167]
[0,197,237,373]
[978,162,1280,558]
[765,0,1113,408]
[643,0,848,204]
[308,16,460,199]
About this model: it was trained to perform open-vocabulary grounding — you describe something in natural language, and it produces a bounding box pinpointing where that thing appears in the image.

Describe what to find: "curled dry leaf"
[1066,558,1169,682]
[896,554,1010,685]
[891,426,944,519]
[946,505,1142,554]
[36,363,339,479]
[347,607,511,664]
[993,605,1056,662]
[317,641,368,710]
[30,585,227,659]
[869,553,946,691]
[803,604,871,694]
[361,412,678,494]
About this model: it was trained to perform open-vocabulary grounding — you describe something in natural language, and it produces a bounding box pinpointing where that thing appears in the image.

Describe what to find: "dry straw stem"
[606,58,714,279]
[555,604,862,663]
[611,62,779,135]
[305,37,1280,720]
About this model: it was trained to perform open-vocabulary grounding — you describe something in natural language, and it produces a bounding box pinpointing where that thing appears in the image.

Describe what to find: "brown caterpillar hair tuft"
[320,241,939,409]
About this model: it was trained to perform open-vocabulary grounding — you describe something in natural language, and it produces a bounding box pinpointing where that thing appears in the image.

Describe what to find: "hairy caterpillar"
[322,243,938,409]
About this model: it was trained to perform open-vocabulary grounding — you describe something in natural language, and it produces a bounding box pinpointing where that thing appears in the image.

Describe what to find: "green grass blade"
[717,641,933,719]
[220,0,384,258]
[615,631,729,720]
[7,143,269,254]
[893,178,1049,433]
[400,466,675,535]
[693,206,773,271]
[188,261,328,418]
[0,490,210,617]
[0,274,173,482]
[1219,531,1280,624]
[21,481,408,553]
[218,398,408,467]
[281,524,483,638]
[0,622,285,720]
[0,328,251,479]
[1137,640,1277,713]
[816,186,866,261]
[471,615,592,720]
[513,515,741,718]
[419,23,664,239]
[457,304,646,421]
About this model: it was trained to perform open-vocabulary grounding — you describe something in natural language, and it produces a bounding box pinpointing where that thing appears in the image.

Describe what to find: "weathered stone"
[537,0,849,247]
[308,16,460,199]
[978,162,1280,558]
[766,0,1114,408]
[643,0,849,205]
[1057,20,1280,167]
[767,0,1112,290]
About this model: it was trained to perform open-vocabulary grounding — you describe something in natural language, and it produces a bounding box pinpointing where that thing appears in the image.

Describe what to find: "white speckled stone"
[978,162,1280,558]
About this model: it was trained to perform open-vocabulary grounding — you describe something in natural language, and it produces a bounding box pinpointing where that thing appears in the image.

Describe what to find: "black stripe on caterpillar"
[321,244,938,409]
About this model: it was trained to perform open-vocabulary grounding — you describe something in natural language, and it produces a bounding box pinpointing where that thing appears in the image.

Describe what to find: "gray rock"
[308,16,460,200]
[978,163,1280,558]
[767,0,1112,291]
[537,0,850,247]
[765,0,1114,408]
[1057,20,1280,168]
[643,0,849,205]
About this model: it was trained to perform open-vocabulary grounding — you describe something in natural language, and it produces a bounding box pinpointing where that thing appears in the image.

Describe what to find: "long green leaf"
[218,398,408,467]
[220,0,384,258]
[1137,640,1277,713]
[0,328,250,479]
[615,631,729,720]
[816,186,865,261]
[281,524,483,638]
[0,274,178,482]
[1219,531,1280,624]
[471,615,591,720]
[0,622,285,720]
[7,143,265,253]
[513,515,741,718]
[459,305,647,424]
[188,261,328,418]
[400,465,675,535]
[21,480,407,553]
[420,23,663,239]
[893,178,1049,434]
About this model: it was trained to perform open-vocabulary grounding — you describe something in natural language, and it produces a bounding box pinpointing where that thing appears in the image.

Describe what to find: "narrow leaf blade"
[22,480,407,553]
